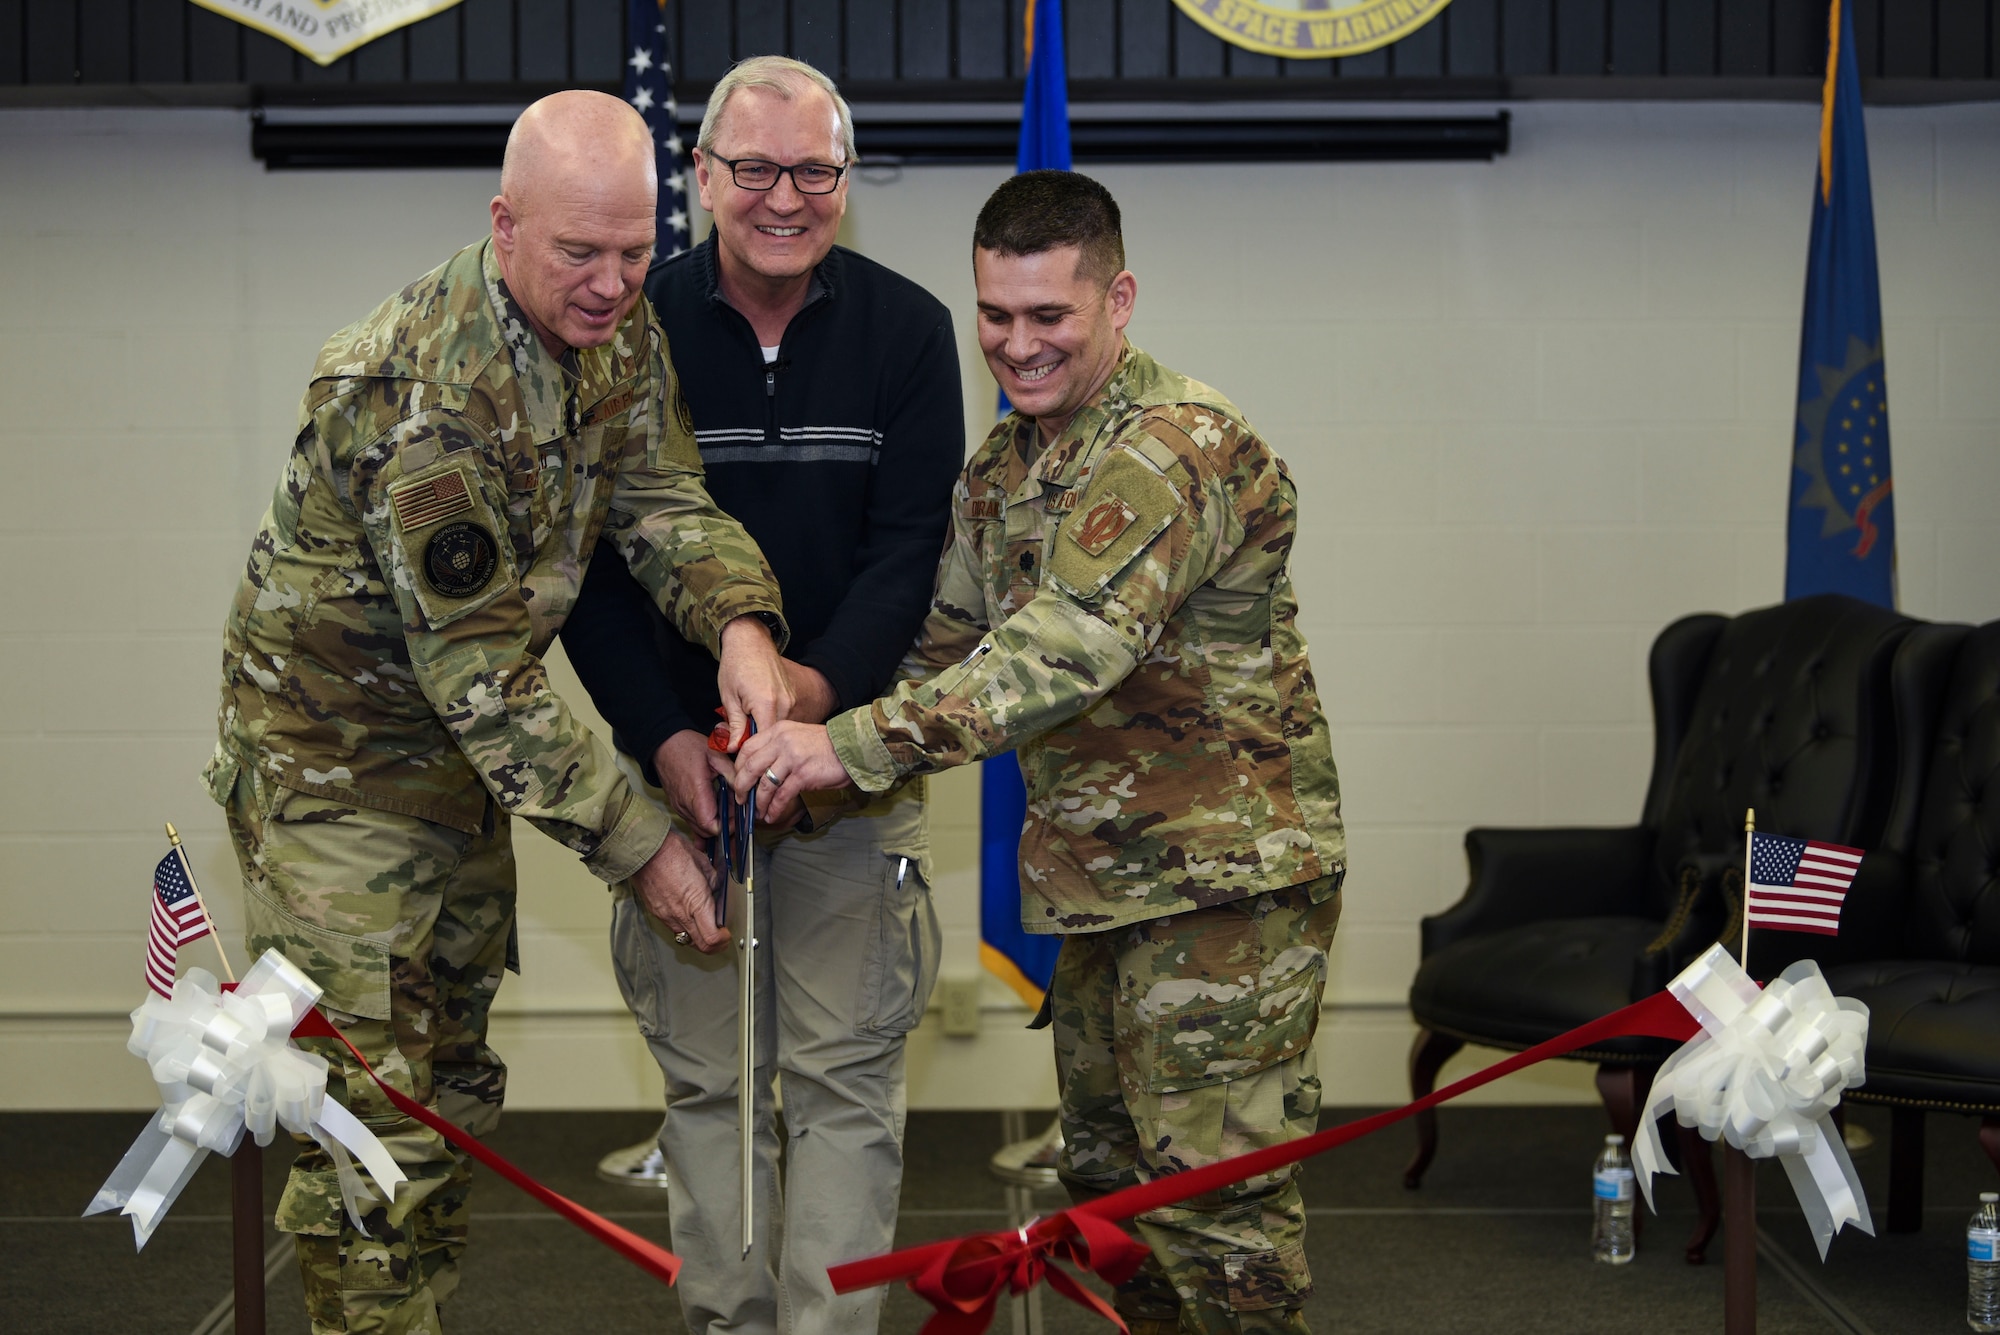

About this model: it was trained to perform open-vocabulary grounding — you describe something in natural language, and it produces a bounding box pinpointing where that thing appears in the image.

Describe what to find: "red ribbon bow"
[908,1210,1152,1335]
[830,990,1700,1334]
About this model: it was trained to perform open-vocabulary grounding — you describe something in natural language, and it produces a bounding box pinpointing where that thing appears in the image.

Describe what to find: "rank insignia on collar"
[1070,495,1138,557]
[423,521,498,598]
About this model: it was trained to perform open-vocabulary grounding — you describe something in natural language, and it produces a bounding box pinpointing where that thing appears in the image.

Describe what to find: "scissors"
[704,719,756,929]
[706,717,760,1257]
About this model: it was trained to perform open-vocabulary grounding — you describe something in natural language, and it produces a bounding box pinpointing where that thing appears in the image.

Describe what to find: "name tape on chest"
[390,467,474,530]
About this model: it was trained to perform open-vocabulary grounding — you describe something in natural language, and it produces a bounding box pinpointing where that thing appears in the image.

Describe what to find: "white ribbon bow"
[1633,943,1874,1259]
[84,948,407,1249]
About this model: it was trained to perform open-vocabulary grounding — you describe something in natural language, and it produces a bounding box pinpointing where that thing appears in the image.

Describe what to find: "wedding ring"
[674,931,691,946]
[764,767,780,785]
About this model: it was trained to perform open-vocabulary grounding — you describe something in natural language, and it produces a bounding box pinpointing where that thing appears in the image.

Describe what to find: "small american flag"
[146,849,212,997]
[626,0,690,260]
[1747,831,1864,936]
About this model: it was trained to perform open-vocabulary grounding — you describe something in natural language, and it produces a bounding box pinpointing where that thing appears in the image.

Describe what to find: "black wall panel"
[4,0,1991,96]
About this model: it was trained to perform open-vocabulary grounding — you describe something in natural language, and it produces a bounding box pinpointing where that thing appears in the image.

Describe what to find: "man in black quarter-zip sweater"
[558,55,962,1335]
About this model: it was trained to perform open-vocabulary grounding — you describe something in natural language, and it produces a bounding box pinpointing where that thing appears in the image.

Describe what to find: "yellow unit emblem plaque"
[1171,0,1454,59]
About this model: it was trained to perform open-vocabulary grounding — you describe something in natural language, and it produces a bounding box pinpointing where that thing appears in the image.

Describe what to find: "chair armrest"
[1421,825,1656,958]
[1746,849,1910,979]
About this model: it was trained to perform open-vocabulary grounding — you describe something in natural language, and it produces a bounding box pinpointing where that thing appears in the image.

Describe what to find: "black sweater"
[562,235,964,775]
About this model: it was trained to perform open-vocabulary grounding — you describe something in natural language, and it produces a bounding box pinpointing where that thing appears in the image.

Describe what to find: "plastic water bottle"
[1971,1191,2000,1332]
[1592,1134,1636,1265]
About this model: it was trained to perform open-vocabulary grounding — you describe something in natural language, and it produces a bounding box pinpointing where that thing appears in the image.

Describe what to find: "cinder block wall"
[2,100,1996,1110]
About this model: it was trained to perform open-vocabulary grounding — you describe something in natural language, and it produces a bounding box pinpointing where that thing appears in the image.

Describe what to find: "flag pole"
[1725,805,1758,1335]
[165,822,235,985]
[165,823,263,1331]
[1740,809,1755,973]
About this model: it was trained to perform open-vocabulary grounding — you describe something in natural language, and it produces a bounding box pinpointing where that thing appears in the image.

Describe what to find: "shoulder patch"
[422,521,499,598]
[1046,444,1183,602]
[390,466,474,529]
[1071,494,1138,556]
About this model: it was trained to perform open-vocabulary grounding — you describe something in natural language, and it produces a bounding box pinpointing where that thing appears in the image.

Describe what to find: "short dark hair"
[973,170,1126,286]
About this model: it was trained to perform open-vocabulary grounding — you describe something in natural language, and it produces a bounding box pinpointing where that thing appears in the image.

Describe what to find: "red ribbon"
[829,989,1699,1334]
[287,1008,682,1286]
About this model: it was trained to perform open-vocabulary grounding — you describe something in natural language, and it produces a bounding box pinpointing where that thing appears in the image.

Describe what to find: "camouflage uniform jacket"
[827,345,1343,932]
[206,240,785,883]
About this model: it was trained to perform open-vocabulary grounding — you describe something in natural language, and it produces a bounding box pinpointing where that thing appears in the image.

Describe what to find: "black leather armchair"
[1752,619,2000,1231]
[1404,594,1915,1261]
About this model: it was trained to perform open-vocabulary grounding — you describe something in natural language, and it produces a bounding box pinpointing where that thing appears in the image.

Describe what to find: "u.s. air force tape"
[423,521,498,598]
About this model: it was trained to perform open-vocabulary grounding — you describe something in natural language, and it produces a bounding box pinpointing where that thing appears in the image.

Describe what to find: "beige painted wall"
[3,100,1996,1112]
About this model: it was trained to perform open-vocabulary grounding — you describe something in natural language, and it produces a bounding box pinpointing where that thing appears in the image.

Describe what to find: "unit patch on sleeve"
[1070,495,1139,557]
[423,521,499,598]
[390,467,474,530]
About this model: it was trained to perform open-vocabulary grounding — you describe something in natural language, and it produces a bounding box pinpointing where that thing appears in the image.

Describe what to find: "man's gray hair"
[697,55,857,164]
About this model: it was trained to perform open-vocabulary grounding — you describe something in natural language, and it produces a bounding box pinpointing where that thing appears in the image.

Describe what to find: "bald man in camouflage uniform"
[737,171,1345,1335]
[206,93,790,1335]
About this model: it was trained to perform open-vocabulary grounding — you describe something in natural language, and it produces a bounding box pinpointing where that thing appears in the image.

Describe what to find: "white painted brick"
[1538,530,1744,625]
[1142,320,1337,426]
[1313,629,1439,724]
[1331,528,1539,626]
[0,330,126,434]
[1283,422,1435,529]
[1735,526,1787,610]
[1335,823,1462,924]
[1894,522,1940,620]
[1335,726,1543,828]
[1644,222,1801,321]
[1435,627,1636,724]
[1638,424,1792,526]
[1335,323,1538,423]
[1442,222,1643,321]
[1539,323,1740,422]
[40,634,218,736]
[1936,109,2000,227]
[1939,323,2000,421]
[1324,922,1420,1006]
[1937,525,2000,625]
[1737,322,1800,423]
[1435,426,1639,526]
[1539,726,1653,825]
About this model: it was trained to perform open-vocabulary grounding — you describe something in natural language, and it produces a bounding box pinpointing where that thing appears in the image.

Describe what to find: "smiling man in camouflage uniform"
[736,171,1346,1335]
[205,92,793,1335]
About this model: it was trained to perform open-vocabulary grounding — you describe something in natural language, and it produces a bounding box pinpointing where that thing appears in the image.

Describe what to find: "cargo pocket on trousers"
[1128,951,1326,1095]
[1222,1239,1312,1311]
[859,855,942,1036]
[242,878,394,1022]
[608,889,669,1040]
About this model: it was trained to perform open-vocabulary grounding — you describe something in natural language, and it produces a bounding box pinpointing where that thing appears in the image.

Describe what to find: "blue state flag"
[1785,0,1894,607]
[980,0,1070,1008]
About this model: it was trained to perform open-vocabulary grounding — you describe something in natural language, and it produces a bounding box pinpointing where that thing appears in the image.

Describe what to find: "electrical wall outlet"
[940,977,981,1037]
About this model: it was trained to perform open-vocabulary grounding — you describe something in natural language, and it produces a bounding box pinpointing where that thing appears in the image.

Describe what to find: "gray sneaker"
[989,1118,1063,1188]
[596,1137,671,1188]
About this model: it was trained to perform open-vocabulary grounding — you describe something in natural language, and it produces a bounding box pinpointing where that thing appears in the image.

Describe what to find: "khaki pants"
[610,789,936,1335]
[1051,880,1342,1335]
[226,772,513,1335]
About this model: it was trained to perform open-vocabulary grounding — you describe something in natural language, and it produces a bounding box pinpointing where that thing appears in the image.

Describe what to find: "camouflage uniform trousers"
[1052,879,1342,1335]
[224,768,514,1335]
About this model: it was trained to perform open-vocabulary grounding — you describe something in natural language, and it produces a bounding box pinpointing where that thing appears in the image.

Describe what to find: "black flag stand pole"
[166,822,265,1335]
[1724,808,1757,1335]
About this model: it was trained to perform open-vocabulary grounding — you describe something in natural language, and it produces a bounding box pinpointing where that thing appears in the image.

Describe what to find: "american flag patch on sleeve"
[390,468,474,530]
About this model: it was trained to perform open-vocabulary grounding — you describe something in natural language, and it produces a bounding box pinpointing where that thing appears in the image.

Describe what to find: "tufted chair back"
[1645,594,1912,929]
[1904,621,2000,964]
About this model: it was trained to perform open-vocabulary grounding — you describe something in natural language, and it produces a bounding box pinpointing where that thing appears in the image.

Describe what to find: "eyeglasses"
[708,154,847,195]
